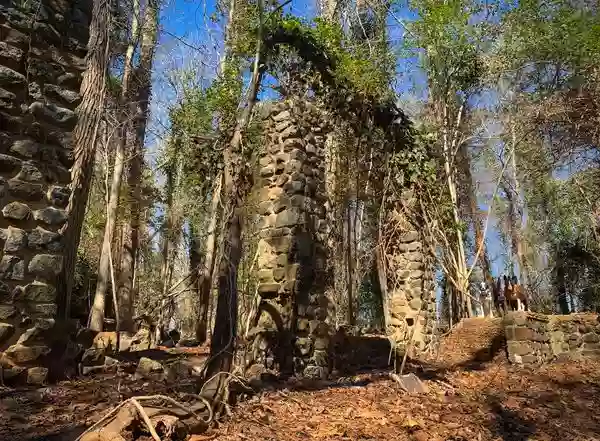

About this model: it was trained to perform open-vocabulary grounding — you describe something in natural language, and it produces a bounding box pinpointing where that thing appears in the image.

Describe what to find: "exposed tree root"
[76,394,214,441]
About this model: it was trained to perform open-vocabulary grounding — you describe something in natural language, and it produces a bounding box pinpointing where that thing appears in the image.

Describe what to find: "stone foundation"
[246,99,330,379]
[505,312,600,364]
[0,0,89,383]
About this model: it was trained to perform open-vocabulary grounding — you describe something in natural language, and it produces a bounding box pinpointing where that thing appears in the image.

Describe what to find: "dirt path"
[2,319,600,441]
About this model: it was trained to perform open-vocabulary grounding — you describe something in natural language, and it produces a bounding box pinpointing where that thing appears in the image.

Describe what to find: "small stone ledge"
[504,311,600,365]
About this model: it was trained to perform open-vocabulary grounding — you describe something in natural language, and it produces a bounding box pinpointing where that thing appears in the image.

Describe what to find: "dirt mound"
[435,317,506,368]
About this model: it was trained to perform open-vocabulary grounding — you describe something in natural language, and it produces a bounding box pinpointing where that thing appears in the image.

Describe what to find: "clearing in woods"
[1,318,599,441]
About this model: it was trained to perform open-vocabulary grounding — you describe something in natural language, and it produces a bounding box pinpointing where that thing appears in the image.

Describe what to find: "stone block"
[280,125,300,139]
[268,235,292,253]
[2,201,31,220]
[28,254,63,278]
[514,327,533,341]
[259,165,274,178]
[409,298,422,311]
[0,153,22,173]
[582,332,599,343]
[521,355,539,364]
[8,179,43,200]
[303,364,327,379]
[28,226,62,251]
[507,340,533,356]
[273,268,286,282]
[42,84,80,106]
[28,303,57,317]
[257,269,273,283]
[409,270,423,279]
[0,255,25,280]
[26,367,48,385]
[275,119,291,132]
[406,252,424,262]
[82,347,105,366]
[135,357,165,380]
[258,283,280,297]
[399,231,419,243]
[16,162,43,181]
[272,196,290,213]
[0,65,25,85]
[4,344,51,363]
[0,305,17,320]
[33,207,67,225]
[272,110,290,122]
[0,323,15,346]
[309,320,328,336]
[28,102,76,127]
[21,281,57,303]
[297,318,309,331]
[3,226,27,253]
[550,330,565,342]
[11,139,42,158]
[295,337,312,355]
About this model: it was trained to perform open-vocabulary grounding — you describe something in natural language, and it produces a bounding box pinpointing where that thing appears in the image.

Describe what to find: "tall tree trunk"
[459,144,493,286]
[196,174,223,343]
[59,0,110,318]
[156,165,177,342]
[88,2,140,332]
[556,255,570,314]
[118,0,159,333]
[441,103,471,318]
[88,128,127,331]
[346,205,355,325]
[202,0,264,400]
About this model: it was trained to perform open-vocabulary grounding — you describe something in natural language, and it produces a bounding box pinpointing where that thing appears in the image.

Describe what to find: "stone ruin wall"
[0,0,89,383]
[384,190,436,360]
[245,99,330,379]
[505,311,600,365]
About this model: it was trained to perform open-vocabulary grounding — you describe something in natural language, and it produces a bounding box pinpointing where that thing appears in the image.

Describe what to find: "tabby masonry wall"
[246,99,330,379]
[0,0,89,383]
[505,311,600,364]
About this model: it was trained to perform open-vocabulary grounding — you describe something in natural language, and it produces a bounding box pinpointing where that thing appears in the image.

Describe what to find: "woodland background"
[74,0,600,341]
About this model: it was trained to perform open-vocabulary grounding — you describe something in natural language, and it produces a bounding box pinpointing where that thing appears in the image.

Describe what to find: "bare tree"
[89,0,140,331]
[119,0,160,333]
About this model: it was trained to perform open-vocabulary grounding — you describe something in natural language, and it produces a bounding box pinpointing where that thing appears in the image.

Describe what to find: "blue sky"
[148,0,518,282]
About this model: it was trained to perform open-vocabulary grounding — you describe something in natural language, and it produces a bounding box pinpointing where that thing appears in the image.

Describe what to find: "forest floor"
[2,318,600,441]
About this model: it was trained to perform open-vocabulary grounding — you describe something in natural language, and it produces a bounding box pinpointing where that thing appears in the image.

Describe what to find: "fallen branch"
[76,394,214,441]
[130,398,161,441]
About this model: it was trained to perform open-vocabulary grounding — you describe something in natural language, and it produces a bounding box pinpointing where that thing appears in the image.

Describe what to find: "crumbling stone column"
[384,190,435,361]
[246,99,330,379]
[0,0,89,383]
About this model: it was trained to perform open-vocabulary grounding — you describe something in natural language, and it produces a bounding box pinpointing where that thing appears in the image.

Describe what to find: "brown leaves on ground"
[2,319,600,441]
[208,359,600,441]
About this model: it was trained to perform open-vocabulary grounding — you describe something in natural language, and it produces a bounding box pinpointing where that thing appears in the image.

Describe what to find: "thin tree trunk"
[441,103,471,318]
[346,205,354,325]
[196,173,223,343]
[118,0,158,333]
[202,0,264,400]
[59,0,110,318]
[88,3,140,332]
[509,127,528,286]
[556,254,570,314]
[459,144,493,286]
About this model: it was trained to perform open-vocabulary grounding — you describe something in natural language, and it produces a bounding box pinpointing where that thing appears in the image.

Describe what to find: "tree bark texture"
[59,0,110,318]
